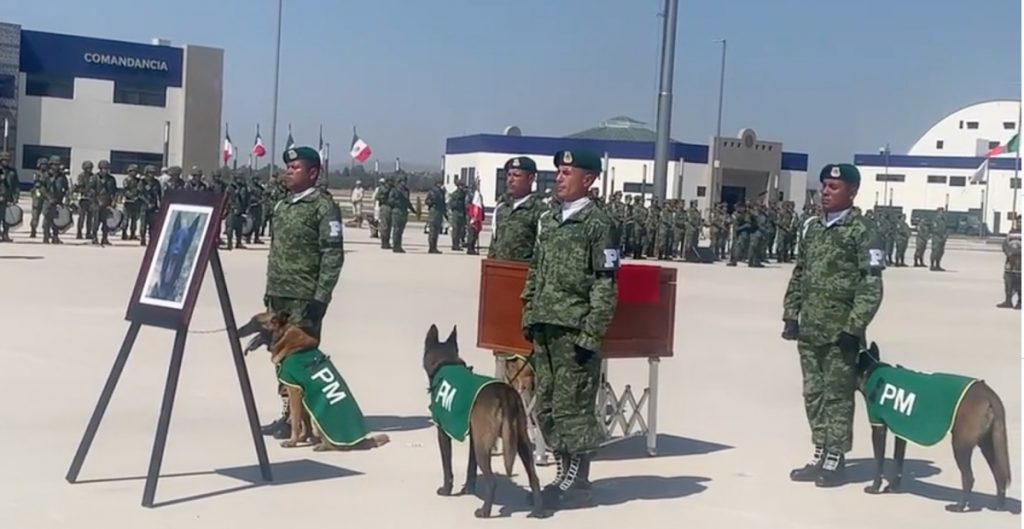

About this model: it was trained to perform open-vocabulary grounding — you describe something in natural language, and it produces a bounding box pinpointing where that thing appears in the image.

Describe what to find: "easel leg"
[211,250,272,481]
[141,328,188,508]
[646,357,659,457]
[66,321,142,483]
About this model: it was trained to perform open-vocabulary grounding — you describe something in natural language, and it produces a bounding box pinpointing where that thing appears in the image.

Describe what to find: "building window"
[949,176,967,187]
[622,182,653,194]
[935,140,944,150]
[958,120,964,129]
[1004,121,1016,130]
[109,150,163,174]
[988,141,1000,149]
[24,73,74,99]
[927,175,947,184]
[493,169,555,201]
[113,81,167,107]
[966,121,979,130]
[1012,178,1022,189]
[458,167,477,186]
[21,145,71,170]
[697,186,707,197]
[875,173,905,182]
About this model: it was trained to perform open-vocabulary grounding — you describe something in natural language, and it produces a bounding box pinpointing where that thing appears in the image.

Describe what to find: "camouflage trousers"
[427,212,443,252]
[390,210,408,250]
[913,236,928,261]
[378,205,392,248]
[1003,271,1021,302]
[30,199,44,234]
[894,238,909,265]
[450,214,466,250]
[730,232,749,264]
[683,228,698,257]
[139,208,158,244]
[531,324,603,454]
[930,236,947,266]
[798,341,857,453]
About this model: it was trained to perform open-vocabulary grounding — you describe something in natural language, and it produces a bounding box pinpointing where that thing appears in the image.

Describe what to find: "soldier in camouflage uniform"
[620,195,634,256]
[424,177,446,254]
[74,161,96,240]
[522,149,618,510]
[751,202,768,266]
[263,173,287,239]
[0,152,18,242]
[247,173,266,244]
[164,166,186,192]
[209,169,229,246]
[377,177,394,249]
[607,191,624,251]
[184,167,208,192]
[490,156,543,261]
[223,170,250,250]
[929,207,948,271]
[997,215,1021,309]
[94,160,118,246]
[683,200,702,259]
[631,197,648,259]
[775,201,796,263]
[29,158,49,238]
[389,175,415,253]
[782,163,884,487]
[138,165,163,246]
[728,202,752,266]
[893,213,910,267]
[464,181,482,255]
[764,202,778,261]
[121,164,141,240]
[448,177,467,251]
[43,156,69,244]
[655,200,673,260]
[260,146,345,439]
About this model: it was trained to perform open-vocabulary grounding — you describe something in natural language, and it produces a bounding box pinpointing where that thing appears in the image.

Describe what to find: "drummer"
[43,155,70,244]
[94,160,119,246]
[0,152,18,242]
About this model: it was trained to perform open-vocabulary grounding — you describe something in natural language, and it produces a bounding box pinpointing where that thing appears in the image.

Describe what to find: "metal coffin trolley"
[476,259,676,459]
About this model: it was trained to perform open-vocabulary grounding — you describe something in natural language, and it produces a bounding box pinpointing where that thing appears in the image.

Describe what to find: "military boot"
[261,398,291,437]
[545,453,594,510]
[30,227,37,238]
[814,451,846,488]
[997,284,1014,308]
[789,446,824,482]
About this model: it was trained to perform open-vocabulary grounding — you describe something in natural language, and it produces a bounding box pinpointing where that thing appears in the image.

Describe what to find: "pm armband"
[596,248,620,273]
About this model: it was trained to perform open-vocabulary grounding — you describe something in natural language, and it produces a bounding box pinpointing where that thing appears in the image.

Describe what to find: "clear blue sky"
[7,0,1021,170]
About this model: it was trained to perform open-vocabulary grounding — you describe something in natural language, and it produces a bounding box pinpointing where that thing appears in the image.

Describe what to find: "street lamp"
[712,38,727,206]
[879,144,891,207]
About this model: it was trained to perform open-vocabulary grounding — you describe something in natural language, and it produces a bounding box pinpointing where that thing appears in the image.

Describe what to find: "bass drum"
[105,208,126,231]
[53,204,73,233]
[4,203,23,228]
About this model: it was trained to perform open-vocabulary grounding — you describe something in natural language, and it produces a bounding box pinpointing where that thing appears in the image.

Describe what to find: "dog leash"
[187,327,228,335]
[506,356,530,383]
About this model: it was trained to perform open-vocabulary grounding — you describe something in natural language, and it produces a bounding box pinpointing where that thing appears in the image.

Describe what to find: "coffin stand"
[477,259,676,460]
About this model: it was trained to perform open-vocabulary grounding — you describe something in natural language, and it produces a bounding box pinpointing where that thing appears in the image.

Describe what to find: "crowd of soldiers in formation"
[0,154,289,249]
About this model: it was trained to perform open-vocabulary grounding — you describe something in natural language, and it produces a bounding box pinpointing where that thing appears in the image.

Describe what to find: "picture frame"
[126,189,226,330]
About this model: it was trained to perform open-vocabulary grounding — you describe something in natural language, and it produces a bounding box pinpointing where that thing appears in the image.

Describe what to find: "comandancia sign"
[83,52,169,72]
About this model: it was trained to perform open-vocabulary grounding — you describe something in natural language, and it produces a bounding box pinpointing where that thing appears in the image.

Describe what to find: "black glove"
[836,332,861,360]
[781,319,799,341]
[574,345,596,366]
[522,325,535,343]
[307,300,328,320]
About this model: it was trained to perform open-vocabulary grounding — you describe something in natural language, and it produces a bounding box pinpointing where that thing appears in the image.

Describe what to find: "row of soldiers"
[367,174,481,255]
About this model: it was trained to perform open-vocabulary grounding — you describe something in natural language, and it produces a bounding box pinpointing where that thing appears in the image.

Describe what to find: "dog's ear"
[446,325,458,345]
[426,324,439,346]
[869,342,880,360]
[272,310,291,328]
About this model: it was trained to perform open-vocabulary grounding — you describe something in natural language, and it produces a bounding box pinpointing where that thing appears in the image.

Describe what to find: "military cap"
[819,163,860,186]
[143,165,157,174]
[48,155,62,164]
[168,166,183,176]
[82,160,93,170]
[36,157,48,168]
[504,156,537,173]
[553,149,602,173]
[127,164,139,172]
[190,165,202,176]
[282,145,321,167]
[98,160,110,169]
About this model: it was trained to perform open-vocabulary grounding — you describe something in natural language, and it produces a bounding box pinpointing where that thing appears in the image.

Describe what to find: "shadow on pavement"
[595,433,733,461]
[364,415,432,432]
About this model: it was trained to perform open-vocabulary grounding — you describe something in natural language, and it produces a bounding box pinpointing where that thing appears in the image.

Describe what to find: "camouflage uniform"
[121,165,141,240]
[447,180,467,251]
[683,201,701,258]
[209,170,229,244]
[44,157,69,244]
[74,161,96,240]
[424,180,446,253]
[225,172,250,250]
[0,153,18,242]
[138,166,163,246]
[998,217,1021,309]
[783,164,884,486]
[29,158,49,238]
[728,203,753,266]
[388,176,414,253]
[184,167,209,192]
[656,202,673,259]
[377,178,394,249]
[630,200,648,259]
[893,214,911,267]
[913,217,930,267]
[94,161,118,246]
[775,202,795,263]
[463,185,481,255]
[929,209,948,271]
[490,193,544,261]
[164,166,186,193]
[247,175,265,244]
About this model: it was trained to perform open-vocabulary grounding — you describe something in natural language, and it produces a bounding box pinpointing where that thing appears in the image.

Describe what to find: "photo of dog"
[139,204,212,309]
[423,324,547,519]
[857,342,1011,513]
[240,310,390,452]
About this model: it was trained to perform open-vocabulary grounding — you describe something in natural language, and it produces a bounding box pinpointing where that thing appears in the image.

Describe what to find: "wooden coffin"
[477,259,676,359]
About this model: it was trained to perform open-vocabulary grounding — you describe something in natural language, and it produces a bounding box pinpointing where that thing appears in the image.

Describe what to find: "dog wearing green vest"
[423,324,547,519]
[857,342,1011,512]
[240,311,390,452]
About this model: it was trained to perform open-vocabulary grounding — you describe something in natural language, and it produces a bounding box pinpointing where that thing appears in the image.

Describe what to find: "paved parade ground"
[0,224,1020,529]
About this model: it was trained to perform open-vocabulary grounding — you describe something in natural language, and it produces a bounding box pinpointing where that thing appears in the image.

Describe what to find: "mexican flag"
[252,125,266,158]
[468,188,485,233]
[986,133,1019,157]
[223,127,235,163]
[285,125,295,150]
[350,130,372,162]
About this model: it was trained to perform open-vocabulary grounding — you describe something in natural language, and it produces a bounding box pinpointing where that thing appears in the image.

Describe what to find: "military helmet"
[127,164,139,173]
[37,157,48,168]
[98,160,110,170]
[190,165,202,177]
[82,160,94,170]
[0,151,10,161]
[143,165,157,175]
[355,179,362,185]
[168,166,183,177]
[48,155,62,165]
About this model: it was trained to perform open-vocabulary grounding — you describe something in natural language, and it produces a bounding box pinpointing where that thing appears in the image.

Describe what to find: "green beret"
[819,163,860,186]
[504,156,537,173]
[283,146,321,167]
[553,149,602,173]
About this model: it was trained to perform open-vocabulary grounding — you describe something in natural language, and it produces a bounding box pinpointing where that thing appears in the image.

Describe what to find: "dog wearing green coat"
[857,342,1011,513]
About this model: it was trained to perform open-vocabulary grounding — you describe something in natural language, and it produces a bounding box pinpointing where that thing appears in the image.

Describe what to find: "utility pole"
[712,38,727,207]
[268,0,284,174]
[651,0,679,203]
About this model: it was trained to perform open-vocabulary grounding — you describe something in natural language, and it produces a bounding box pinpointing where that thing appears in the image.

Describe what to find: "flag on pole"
[285,124,295,150]
[986,133,1020,157]
[468,187,485,233]
[223,126,235,163]
[252,125,266,158]
[318,125,327,163]
[970,158,990,185]
[349,128,372,162]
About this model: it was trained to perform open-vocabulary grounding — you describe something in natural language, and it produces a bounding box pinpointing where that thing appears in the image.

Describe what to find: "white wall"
[15,73,185,174]
[909,100,1020,156]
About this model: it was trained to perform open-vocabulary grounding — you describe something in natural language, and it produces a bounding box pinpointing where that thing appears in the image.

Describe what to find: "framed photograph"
[126,189,226,330]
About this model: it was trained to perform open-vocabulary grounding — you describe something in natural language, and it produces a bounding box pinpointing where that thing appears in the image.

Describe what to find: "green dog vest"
[428,364,501,442]
[277,349,370,447]
[863,365,978,446]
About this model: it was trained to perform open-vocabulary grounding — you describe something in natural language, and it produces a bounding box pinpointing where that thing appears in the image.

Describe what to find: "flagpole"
[1014,102,1021,215]
[269,0,284,174]
[983,160,991,236]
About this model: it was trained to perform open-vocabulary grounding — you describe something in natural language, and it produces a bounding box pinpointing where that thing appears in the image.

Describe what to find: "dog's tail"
[500,390,521,478]
[988,387,1012,487]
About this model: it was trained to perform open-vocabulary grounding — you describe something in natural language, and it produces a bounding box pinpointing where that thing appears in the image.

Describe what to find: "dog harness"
[277,348,371,446]
[428,364,501,442]
[863,364,978,446]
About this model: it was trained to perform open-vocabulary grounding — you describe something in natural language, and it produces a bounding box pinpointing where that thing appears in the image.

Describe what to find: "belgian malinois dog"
[857,343,1011,512]
[423,324,547,518]
[240,311,390,451]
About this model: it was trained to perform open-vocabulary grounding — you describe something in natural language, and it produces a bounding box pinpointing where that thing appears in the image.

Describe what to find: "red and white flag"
[222,127,235,163]
[252,125,266,158]
[349,130,372,163]
[468,188,485,233]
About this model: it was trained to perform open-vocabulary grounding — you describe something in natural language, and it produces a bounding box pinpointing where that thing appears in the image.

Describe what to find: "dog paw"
[474,508,490,519]
[436,485,453,496]
[945,503,968,513]
[280,440,298,448]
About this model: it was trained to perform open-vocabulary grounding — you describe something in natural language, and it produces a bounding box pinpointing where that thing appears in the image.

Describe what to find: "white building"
[0,23,224,186]
[853,100,1021,234]
[443,116,810,213]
